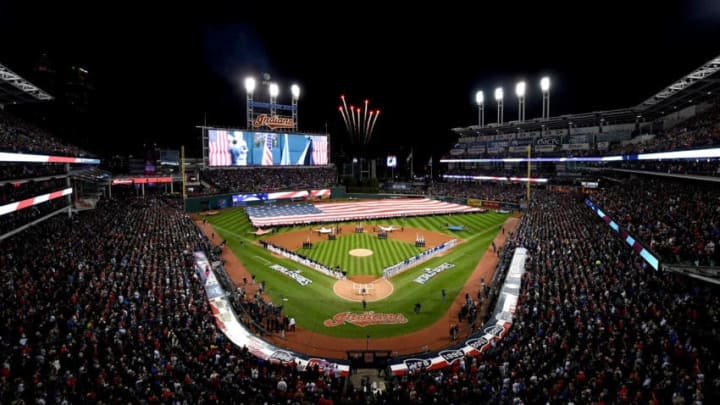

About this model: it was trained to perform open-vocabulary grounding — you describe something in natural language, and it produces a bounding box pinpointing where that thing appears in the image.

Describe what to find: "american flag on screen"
[262,133,275,165]
[312,136,328,165]
[209,130,231,166]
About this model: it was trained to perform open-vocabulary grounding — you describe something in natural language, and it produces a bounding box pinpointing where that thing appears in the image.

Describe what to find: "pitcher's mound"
[333,276,393,302]
[349,248,373,257]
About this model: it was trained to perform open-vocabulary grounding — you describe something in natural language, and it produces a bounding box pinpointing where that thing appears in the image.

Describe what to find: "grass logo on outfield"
[413,262,455,284]
[323,311,408,327]
[269,264,312,286]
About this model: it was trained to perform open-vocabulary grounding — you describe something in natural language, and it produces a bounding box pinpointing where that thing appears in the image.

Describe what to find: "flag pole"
[430,155,433,185]
[410,147,414,180]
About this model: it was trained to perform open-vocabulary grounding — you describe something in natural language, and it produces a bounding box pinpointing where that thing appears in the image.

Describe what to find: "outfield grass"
[207,207,509,340]
[298,233,424,277]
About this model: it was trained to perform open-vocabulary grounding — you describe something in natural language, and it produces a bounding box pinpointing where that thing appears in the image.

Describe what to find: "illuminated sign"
[253,114,295,130]
[386,155,397,168]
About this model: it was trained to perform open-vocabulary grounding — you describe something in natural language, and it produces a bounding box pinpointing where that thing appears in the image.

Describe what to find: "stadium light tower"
[475,90,485,128]
[244,77,256,129]
[540,77,550,120]
[269,82,279,117]
[494,87,504,126]
[515,81,526,123]
[291,84,300,131]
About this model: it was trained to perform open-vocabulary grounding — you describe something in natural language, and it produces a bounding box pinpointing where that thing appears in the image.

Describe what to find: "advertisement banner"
[569,135,589,144]
[561,143,590,151]
[535,144,556,152]
[509,146,531,153]
[535,136,561,146]
[466,198,483,207]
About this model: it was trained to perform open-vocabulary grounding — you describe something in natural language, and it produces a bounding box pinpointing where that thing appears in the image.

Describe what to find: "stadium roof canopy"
[0,62,53,106]
[635,54,720,116]
[453,54,720,138]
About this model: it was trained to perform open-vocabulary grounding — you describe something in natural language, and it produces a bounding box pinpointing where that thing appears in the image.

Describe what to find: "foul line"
[208,224,272,265]
[253,256,272,265]
[209,224,252,243]
[465,222,507,242]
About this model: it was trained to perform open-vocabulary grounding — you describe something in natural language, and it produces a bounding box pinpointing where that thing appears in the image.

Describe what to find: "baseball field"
[207,207,509,339]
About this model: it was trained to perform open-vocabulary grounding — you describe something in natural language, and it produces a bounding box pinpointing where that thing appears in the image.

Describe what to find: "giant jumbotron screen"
[207,129,328,167]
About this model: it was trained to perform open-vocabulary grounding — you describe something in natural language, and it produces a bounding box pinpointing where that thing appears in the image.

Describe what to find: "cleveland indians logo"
[323,311,408,327]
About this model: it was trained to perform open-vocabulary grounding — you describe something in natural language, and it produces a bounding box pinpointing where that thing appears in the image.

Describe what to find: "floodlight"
[515,81,526,97]
[269,83,279,97]
[494,87,503,101]
[475,90,484,105]
[244,77,256,93]
[291,84,300,99]
[540,77,550,92]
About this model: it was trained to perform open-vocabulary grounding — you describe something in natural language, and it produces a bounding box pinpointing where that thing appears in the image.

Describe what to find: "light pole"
[269,82,279,117]
[515,81,526,123]
[475,90,485,128]
[291,84,300,131]
[244,77,256,129]
[541,77,550,120]
[494,87,504,126]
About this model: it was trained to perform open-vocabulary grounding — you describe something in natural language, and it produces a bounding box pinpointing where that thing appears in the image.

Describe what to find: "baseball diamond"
[204,204,512,351]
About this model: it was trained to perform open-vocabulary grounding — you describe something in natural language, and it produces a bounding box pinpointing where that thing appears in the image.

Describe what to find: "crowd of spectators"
[440,166,556,179]
[0,196,359,404]
[589,178,720,266]
[0,178,68,205]
[608,159,720,177]
[0,164,67,181]
[0,110,92,157]
[614,104,720,156]
[429,182,531,204]
[1,172,718,404]
[0,197,69,236]
[202,167,337,194]
[380,192,719,404]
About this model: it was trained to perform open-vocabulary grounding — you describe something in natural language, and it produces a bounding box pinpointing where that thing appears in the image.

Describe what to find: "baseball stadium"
[1,9,720,404]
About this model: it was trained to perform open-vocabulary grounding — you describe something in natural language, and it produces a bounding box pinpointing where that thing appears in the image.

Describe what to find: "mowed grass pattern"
[206,205,511,340]
[299,233,423,277]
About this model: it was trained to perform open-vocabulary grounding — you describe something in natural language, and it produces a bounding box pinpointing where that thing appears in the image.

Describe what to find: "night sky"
[1,1,719,162]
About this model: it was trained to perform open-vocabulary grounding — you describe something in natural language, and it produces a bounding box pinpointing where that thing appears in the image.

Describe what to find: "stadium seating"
[201,166,337,194]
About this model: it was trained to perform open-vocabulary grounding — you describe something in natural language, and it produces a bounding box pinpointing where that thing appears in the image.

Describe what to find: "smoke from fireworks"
[338,95,380,146]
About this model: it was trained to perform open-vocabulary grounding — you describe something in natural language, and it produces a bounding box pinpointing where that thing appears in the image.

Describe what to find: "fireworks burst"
[338,95,380,147]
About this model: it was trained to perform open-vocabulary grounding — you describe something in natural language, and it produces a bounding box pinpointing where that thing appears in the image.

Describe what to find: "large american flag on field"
[208,130,232,166]
[247,198,480,227]
[262,133,275,165]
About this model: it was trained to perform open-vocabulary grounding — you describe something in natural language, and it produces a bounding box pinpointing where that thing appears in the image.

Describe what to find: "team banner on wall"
[208,129,328,166]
